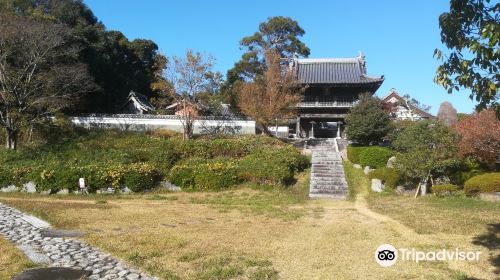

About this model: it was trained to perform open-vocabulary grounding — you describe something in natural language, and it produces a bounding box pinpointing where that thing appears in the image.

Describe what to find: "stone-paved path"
[309,139,348,199]
[0,202,157,280]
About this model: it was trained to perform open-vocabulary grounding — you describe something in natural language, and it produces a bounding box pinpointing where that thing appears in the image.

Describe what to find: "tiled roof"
[295,55,384,86]
[128,91,155,111]
[382,89,435,119]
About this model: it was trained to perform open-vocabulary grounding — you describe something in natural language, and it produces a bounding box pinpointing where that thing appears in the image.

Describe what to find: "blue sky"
[84,0,477,115]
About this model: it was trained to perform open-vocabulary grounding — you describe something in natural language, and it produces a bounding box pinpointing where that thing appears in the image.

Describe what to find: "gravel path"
[0,202,158,280]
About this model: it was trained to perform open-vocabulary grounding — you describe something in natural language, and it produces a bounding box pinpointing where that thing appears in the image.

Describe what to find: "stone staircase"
[309,139,348,199]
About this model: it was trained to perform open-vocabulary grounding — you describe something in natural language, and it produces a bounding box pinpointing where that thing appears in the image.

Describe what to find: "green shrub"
[168,158,205,189]
[238,156,293,185]
[464,173,500,195]
[359,147,393,168]
[169,158,239,191]
[194,160,240,191]
[0,130,304,193]
[347,146,367,164]
[149,142,181,173]
[32,163,79,192]
[176,135,283,159]
[76,164,112,193]
[237,146,308,185]
[123,163,162,192]
[368,167,400,188]
[0,166,14,188]
[432,184,460,196]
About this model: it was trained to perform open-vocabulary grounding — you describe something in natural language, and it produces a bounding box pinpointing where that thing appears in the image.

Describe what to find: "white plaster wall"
[70,115,256,135]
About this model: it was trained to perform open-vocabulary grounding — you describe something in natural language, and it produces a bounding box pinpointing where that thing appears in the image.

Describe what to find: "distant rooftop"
[294,53,384,87]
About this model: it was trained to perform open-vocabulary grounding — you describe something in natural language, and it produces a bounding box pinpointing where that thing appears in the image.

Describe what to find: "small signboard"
[79,178,85,189]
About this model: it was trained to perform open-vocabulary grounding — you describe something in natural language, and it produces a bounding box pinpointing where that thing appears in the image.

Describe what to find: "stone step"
[311,187,346,192]
[310,188,347,194]
[309,140,347,200]
[311,170,345,173]
[311,170,342,174]
[311,181,346,185]
[311,174,345,178]
[311,184,346,188]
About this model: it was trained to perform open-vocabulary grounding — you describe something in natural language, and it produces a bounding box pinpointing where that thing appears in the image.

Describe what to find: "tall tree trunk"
[5,128,18,150]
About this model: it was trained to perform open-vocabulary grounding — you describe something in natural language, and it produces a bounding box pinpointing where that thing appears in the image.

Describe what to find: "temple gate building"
[292,53,384,138]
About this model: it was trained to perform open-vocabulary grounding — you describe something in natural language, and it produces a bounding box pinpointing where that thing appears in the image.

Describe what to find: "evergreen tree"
[345,93,392,145]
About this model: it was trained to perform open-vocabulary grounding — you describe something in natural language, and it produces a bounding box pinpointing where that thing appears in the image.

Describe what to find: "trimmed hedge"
[169,158,240,191]
[432,184,459,196]
[170,146,310,190]
[464,173,500,195]
[368,167,400,188]
[238,146,309,185]
[29,162,162,193]
[123,163,163,192]
[347,146,367,164]
[359,147,393,168]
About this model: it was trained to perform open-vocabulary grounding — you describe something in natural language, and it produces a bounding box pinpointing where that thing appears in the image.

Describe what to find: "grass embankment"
[0,130,309,193]
[0,237,34,279]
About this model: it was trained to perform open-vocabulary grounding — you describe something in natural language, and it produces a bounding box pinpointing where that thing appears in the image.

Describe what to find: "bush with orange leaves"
[454,110,500,168]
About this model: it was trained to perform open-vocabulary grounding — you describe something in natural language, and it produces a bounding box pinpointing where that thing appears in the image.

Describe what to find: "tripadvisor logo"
[375,244,397,267]
[375,244,482,267]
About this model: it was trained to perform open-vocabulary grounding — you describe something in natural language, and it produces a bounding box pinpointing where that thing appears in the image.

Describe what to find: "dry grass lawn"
[0,169,498,279]
[0,236,34,279]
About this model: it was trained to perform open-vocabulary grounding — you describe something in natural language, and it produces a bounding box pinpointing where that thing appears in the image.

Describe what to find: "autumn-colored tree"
[454,110,500,167]
[237,49,303,134]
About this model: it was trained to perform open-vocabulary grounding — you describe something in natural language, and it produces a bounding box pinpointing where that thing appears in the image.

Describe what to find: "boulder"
[353,164,362,169]
[98,187,115,194]
[371,179,383,192]
[419,183,427,196]
[396,186,405,195]
[21,182,37,193]
[57,189,69,195]
[479,192,500,203]
[40,190,51,195]
[120,187,132,194]
[434,176,451,185]
[386,156,396,168]
[162,181,181,192]
[364,166,373,175]
[1,185,18,193]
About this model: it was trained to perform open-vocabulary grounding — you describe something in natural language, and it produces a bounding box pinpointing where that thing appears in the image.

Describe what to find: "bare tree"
[0,14,95,149]
[237,49,303,135]
[166,50,219,140]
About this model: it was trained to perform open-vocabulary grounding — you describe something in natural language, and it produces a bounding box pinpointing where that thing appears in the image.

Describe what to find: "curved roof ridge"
[296,57,359,64]
[361,73,384,80]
